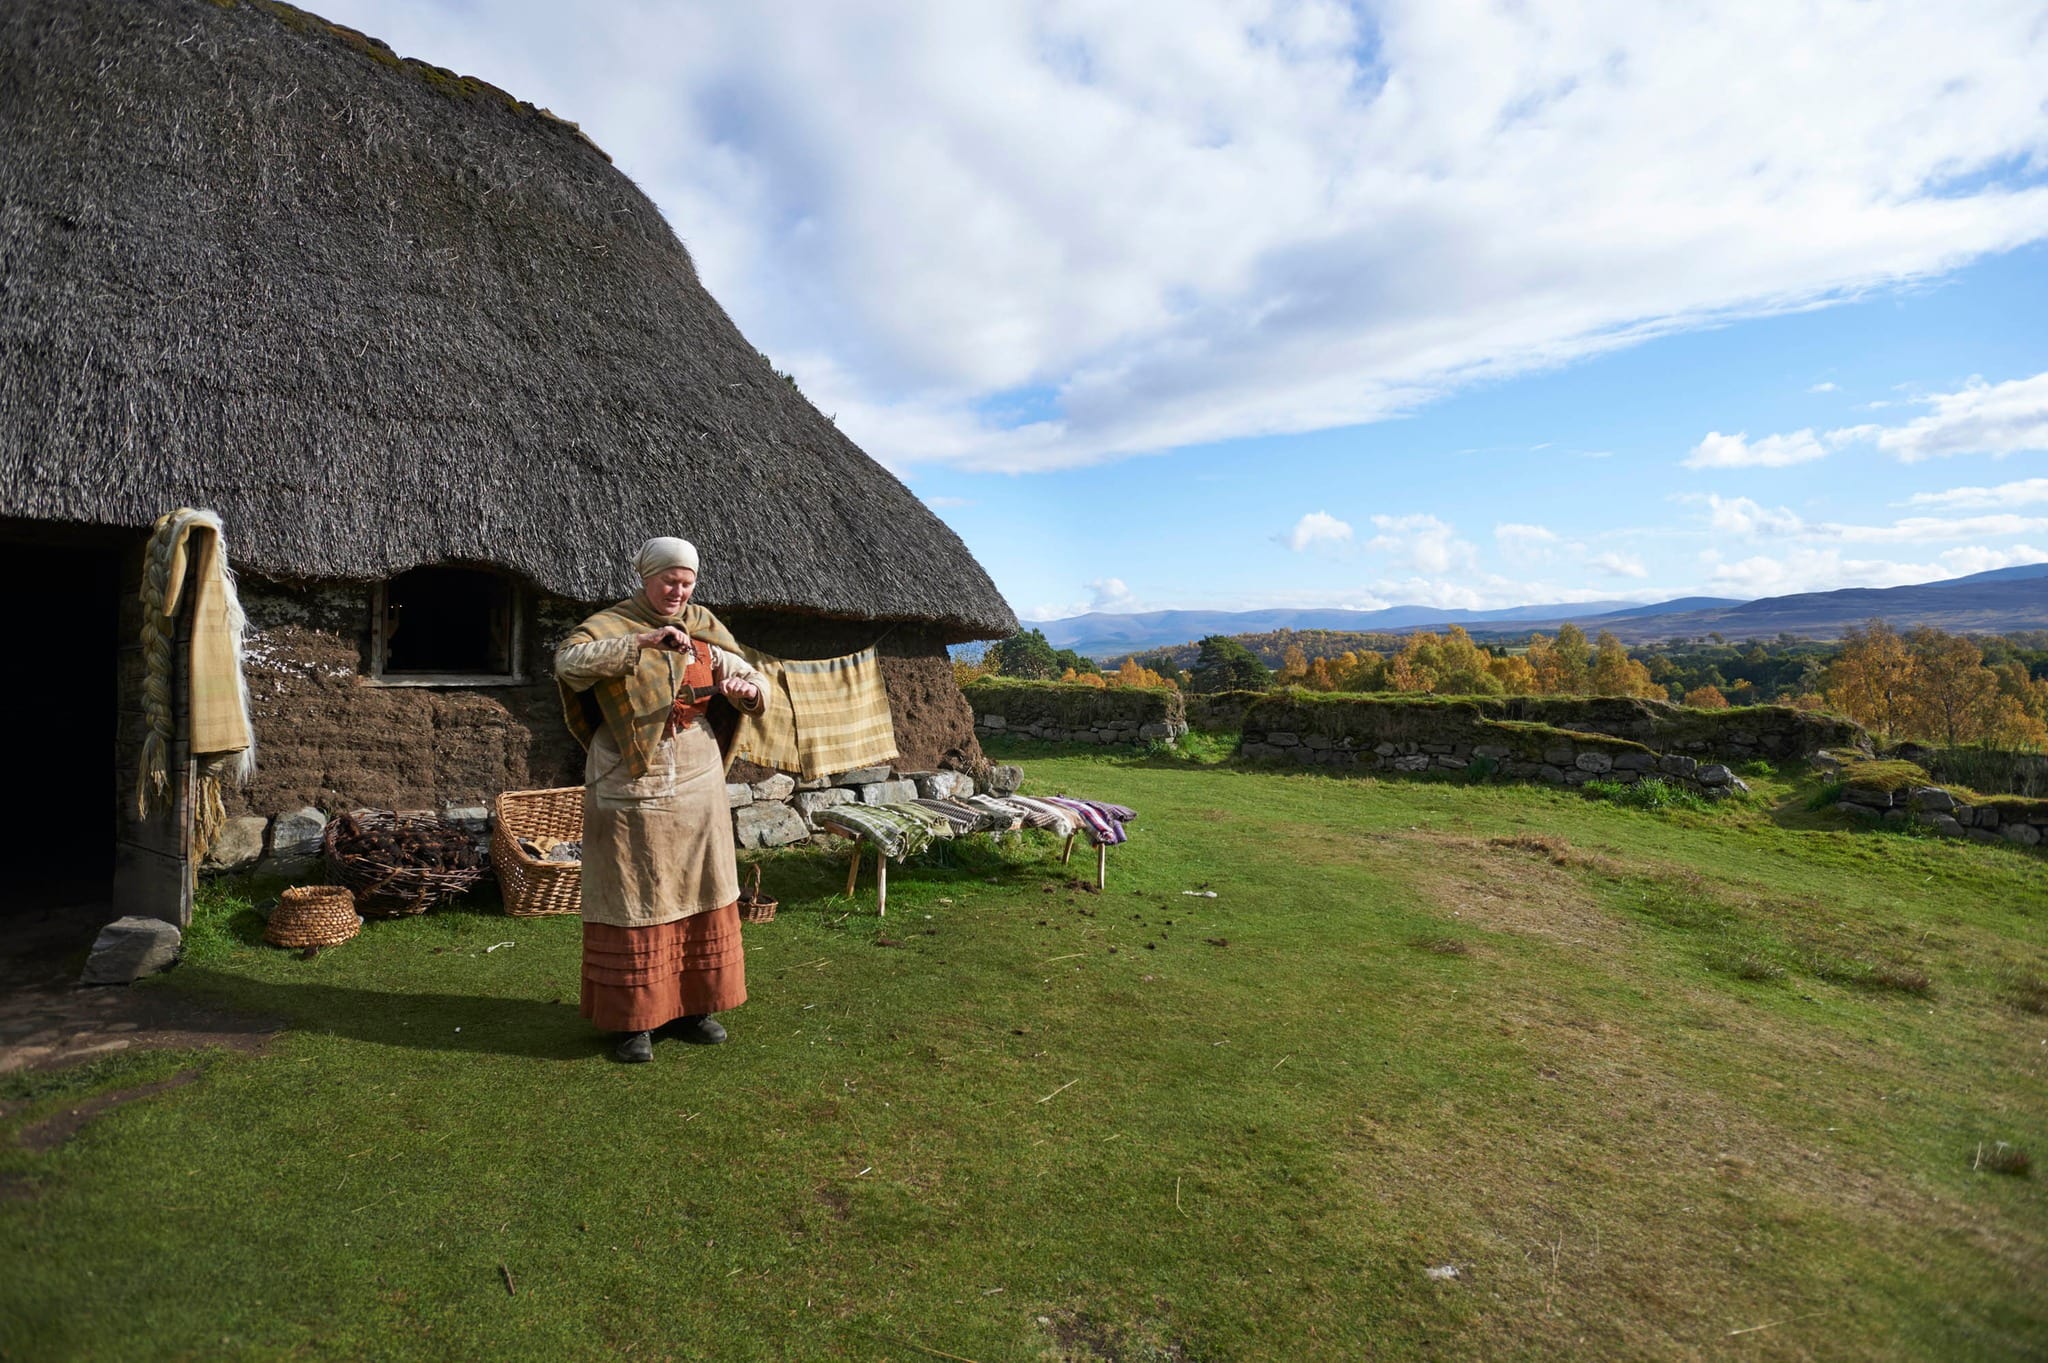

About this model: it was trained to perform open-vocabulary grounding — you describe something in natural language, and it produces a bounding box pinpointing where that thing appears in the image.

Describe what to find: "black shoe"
[669,1014,727,1045]
[614,1030,654,1063]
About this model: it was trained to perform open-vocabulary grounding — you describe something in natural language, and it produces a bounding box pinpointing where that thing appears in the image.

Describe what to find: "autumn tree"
[1487,652,1539,695]
[1527,623,1592,693]
[1683,683,1729,709]
[1824,621,1918,739]
[1060,667,1107,688]
[1110,657,1172,689]
[1587,631,1663,698]
[1277,644,1311,686]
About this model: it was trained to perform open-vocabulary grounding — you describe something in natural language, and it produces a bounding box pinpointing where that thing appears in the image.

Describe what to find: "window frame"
[367,568,528,688]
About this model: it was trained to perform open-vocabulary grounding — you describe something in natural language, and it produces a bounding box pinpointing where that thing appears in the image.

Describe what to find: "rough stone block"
[1909,786,1956,813]
[1953,805,1976,827]
[916,771,975,800]
[1967,828,2004,844]
[1374,742,1398,757]
[1472,745,1510,762]
[726,783,755,809]
[1574,752,1614,774]
[751,773,796,802]
[833,766,894,787]
[1975,805,2000,829]
[2003,823,2042,846]
[981,715,1006,730]
[269,806,327,861]
[1538,765,1567,784]
[1695,764,1733,786]
[1543,748,1576,767]
[1841,785,1893,808]
[1920,814,1965,838]
[1436,755,1468,769]
[1612,752,1657,772]
[796,776,834,791]
[443,805,490,834]
[1138,722,1173,740]
[733,802,809,849]
[1658,754,1698,777]
[1835,802,1882,820]
[858,778,920,806]
[1422,743,1454,755]
[1267,732,1300,747]
[1303,734,1331,750]
[201,815,268,873]
[792,788,856,828]
[1563,769,1593,785]
[1392,754,1430,772]
[983,764,1025,796]
[81,916,182,985]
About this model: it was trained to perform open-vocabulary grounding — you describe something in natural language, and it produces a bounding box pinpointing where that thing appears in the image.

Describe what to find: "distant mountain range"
[1033,562,2048,658]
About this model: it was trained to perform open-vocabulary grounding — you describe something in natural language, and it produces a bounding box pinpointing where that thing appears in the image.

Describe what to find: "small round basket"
[736,864,777,924]
[265,885,361,949]
[324,810,487,918]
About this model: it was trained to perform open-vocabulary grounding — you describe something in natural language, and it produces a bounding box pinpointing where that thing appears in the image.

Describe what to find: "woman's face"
[642,566,697,617]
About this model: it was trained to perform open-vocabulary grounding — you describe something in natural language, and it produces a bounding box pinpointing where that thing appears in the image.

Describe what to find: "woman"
[555,536,766,1063]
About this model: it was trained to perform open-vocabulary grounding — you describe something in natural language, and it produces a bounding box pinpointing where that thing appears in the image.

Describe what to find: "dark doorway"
[0,536,121,957]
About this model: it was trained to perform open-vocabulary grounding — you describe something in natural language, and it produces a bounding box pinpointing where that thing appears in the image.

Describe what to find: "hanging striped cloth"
[1041,797,1137,847]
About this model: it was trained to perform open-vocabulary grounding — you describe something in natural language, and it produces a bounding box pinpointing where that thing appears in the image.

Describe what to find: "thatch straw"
[0,0,1017,643]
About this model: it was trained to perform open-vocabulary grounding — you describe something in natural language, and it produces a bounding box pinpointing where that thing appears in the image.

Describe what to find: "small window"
[371,567,523,685]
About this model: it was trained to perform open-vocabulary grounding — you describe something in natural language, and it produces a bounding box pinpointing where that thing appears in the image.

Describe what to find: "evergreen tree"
[1190,635,1273,693]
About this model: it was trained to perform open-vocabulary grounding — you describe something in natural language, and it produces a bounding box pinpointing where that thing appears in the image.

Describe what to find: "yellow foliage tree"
[1109,657,1172,690]
[1824,621,1918,739]
[1683,683,1729,709]
[1487,652,1539,695]
[1587,631,1663,698]
[1277,644,1310,686]
[1527,622,1592,694]
[1306,656,1340,691]
[1061,667,1107,689]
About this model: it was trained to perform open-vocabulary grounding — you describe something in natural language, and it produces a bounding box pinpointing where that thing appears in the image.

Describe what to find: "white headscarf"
[633,536,699,580]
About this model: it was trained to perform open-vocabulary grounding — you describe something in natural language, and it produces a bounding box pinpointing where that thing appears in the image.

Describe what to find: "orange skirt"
[580,903,747,1034]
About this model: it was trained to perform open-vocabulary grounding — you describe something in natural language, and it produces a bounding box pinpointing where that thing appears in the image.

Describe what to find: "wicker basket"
[323,810,487,917]
[265,885,361,949]
[493,786,585,918]
[736,863,778,924]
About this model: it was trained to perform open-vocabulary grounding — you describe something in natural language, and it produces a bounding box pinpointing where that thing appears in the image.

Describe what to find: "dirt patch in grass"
[1391,832,1636,953]
[16,1069,203,1153]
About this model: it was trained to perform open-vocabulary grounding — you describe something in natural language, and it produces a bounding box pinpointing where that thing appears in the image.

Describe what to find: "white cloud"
[1828,514,2048,544]
[1367,514,1476,574]
[1684,430,1830,470]
[1903,477,2048,510]
[1808,382,1838,393]
[1591,551,1649,579]
[1701,544,2047,596]
[1866,372,2048,461]
[1087,577,1137,611]
[1494,522,1560,563]
[1704,495,1806,536]
[1283,511,1354,552]
[308,0,2048,472]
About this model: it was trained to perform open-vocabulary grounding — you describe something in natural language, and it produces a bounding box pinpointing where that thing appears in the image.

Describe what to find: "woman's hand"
[719,677,760,705]
[635,626,689,652]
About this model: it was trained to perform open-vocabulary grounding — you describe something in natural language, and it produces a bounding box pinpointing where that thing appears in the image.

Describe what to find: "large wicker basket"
[265,885,361,949]
[493,786,585,918]
[323,810,487,917]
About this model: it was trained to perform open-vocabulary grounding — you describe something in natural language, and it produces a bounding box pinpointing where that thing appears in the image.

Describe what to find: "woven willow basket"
[323,810,486,918]
[265,885,361,949]
[736,863,778,924]
[493,787,585,917]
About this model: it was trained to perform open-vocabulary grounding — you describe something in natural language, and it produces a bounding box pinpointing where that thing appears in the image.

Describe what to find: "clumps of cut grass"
[1489,833,1574,865]
[1584,778,1712,813]
[2002,974,2048,1015]
[1973,1141,2032,1178]
[1736,759,1779,779]
[1704,951,1785,982]
[1411,936,1472,957]
[1805,954,1933,995]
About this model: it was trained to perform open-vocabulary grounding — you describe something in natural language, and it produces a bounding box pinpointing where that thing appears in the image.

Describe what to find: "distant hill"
[1037,599,1657,658]
[1540,562,2048,643]
[1030,563,2048,658]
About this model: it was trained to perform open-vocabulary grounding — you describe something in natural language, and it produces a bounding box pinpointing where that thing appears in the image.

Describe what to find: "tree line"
[961,622,2048,749]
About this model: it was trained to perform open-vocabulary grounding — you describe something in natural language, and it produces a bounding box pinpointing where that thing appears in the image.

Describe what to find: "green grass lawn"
[4,753,2045,1361]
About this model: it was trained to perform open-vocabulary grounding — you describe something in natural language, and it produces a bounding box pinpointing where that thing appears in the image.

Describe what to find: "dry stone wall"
[965,679,1187,746]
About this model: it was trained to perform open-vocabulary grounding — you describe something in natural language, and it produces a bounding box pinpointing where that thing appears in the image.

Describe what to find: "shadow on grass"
[169,966,605,1061]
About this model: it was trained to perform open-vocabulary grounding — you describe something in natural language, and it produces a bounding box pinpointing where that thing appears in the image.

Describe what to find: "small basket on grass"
[736,863,777,924]
[492,786,584,918]
[265,885,361,949]
[323,810,487,918]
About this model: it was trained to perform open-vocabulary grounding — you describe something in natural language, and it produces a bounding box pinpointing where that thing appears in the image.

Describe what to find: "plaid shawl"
[731,646,899,779]
[815,802,953,860]
[1042,797,1138,847]
[999,796,1079,838]
[558,598,741,779]
[915,797,1008,833]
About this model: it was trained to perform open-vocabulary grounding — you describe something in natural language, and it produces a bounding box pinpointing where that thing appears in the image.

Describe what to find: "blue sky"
[316,1,2048,620]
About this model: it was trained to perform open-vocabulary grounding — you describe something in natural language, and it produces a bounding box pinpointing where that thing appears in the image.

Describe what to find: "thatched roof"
[0,0,1017,642]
